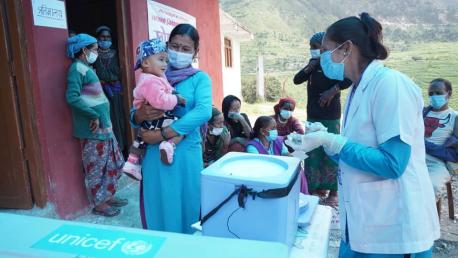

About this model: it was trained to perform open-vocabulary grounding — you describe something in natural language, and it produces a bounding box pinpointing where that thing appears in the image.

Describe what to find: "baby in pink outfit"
[123,38,185,180]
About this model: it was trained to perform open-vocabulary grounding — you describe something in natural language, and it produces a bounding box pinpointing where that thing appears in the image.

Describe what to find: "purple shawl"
[246,137,284,155]
[165,66,200,87]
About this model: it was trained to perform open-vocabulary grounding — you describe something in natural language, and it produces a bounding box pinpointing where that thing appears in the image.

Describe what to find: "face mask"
[228,112,241,119]
[211,127,224,136]
[86,50,98,64]
[266,129,278,141]
[320,41,350,81]
[310,49,321,58]
[98,40,112,50]
[167,48,194,69]
[280,109,292,119]
[429,95,448,109]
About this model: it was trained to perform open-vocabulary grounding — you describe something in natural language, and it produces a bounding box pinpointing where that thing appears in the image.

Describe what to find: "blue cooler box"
[201,152,301,247]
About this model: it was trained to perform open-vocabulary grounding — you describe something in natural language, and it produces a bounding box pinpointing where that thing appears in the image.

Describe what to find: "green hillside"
[242,42,458,122]
[220,0,458,74]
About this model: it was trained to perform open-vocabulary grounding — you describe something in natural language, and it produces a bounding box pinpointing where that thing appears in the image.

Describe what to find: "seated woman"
[222,95,252,152]
[272,97,304,137]
[424,78,458,204]
[202,107,231,167]
[246,116,289,155]
[246,116,308,194]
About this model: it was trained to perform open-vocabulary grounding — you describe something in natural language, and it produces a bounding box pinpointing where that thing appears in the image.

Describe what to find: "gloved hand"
[304,122,328,133]
[285,132,319,153]
[285,131,348,155]
[291,150,308,160]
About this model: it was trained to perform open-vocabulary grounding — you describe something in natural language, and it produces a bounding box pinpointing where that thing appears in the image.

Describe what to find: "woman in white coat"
[287,13,439,257]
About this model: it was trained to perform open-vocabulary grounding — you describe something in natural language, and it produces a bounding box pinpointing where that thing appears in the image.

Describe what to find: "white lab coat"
[338,60,440,254]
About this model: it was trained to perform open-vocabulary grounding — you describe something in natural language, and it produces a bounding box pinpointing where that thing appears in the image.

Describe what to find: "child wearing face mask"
[246,116,290,155]
[246,116,309,194]
[202,107,231,167]
[122,38,186,180]
[423,78,458,200]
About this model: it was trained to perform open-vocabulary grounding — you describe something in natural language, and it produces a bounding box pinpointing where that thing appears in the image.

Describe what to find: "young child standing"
[123,38,185,180]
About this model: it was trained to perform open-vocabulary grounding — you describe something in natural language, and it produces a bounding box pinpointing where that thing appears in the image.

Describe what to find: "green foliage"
[242,42,458,123]
[241,76,258,104]
[220,0,458,74]
[264,76,281,102]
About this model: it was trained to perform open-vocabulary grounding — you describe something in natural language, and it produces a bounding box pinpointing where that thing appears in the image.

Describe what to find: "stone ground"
[2,175,457,258]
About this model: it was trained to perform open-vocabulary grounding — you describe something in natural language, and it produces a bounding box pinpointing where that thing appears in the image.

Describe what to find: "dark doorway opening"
[66,0,118,47]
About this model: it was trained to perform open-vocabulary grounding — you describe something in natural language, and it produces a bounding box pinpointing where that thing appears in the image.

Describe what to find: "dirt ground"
[432,175,458,257]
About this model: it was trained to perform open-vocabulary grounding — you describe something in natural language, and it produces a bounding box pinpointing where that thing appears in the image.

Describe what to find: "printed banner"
[147,1,196,42]
[32,225,166,258]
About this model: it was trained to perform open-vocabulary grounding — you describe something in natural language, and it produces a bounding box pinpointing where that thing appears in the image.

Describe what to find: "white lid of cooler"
[201,152,300,188]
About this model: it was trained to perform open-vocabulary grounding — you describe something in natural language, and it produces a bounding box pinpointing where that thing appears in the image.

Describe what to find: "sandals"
[92,206,120,217]
[107,198,128,207]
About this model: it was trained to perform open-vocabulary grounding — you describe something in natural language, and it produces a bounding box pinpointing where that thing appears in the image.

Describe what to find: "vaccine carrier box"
[201,152,301,247]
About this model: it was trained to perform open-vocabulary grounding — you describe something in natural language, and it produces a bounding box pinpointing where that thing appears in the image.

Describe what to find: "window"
[224,38,232,68]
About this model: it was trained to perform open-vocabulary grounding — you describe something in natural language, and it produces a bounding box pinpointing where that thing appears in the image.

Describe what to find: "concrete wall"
[221,36,242,99]
[128,0,224,107]
[22,0,89,218]
[18,0,224,218]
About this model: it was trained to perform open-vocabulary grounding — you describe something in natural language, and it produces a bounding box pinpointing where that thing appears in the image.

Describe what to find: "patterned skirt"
[81,137,124,205]
[303,119,340,192]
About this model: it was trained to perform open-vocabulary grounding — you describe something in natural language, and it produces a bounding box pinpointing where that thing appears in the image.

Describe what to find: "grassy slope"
[221,0,458,74]
[243,42,458,123]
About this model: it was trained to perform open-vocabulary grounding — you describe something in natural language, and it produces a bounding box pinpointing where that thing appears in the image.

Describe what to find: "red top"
[272,115,305,136]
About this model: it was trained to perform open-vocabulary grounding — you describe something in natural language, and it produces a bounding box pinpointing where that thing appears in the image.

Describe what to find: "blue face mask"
[98,40,112,50]
[167,48,194,69]
[267,129,278,141]
[429,94,448,109]
[320,41,350,81]
[280,109,292,119]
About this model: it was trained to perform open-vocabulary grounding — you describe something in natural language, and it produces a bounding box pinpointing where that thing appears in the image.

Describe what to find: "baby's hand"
[176,94,186,106]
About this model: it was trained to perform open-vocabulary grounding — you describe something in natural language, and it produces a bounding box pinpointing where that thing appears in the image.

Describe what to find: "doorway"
[66,0,134,153]
[0,0,36,209]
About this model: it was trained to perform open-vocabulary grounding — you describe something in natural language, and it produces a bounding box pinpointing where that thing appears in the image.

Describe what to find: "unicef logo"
[121,240,153,256]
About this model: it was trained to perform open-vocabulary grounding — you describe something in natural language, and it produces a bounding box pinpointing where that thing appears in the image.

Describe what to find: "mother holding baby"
[131,24,212,234]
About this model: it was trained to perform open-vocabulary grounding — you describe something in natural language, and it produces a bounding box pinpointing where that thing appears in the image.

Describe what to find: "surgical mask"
[267,129,278,141]
[429,95,448,109]
[228,112,241,119]
[280,109,292,119]
[167,48,193,69]
[98,40,112,49]
[86,51,98,64]
[320,41,350,81]
[310,49,320,58]
[211,127,224,136]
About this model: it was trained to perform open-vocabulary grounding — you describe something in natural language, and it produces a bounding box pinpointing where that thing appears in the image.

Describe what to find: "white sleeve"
[370,72,421,146]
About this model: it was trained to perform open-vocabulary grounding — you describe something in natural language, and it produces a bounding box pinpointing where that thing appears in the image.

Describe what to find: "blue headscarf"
[66,33,97,58]
[134,38,167,70]
[310,32,325,45]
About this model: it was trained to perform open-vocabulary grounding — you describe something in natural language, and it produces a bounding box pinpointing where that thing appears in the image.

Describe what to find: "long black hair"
[169,24,200,51]
[326,12,388,61]
[251,116,274,140]
[222,95,241,122]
